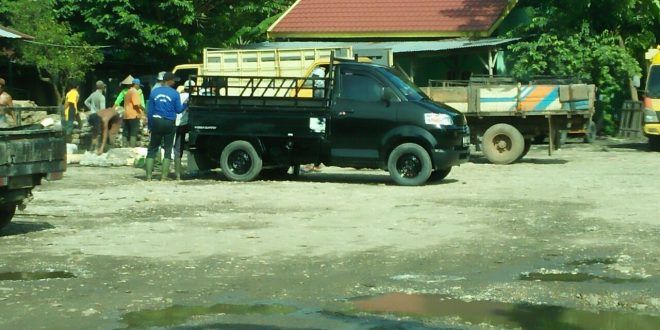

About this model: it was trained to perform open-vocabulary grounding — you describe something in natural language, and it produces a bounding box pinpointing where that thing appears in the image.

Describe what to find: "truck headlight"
[643,108,659,123]
[424,113,453,127]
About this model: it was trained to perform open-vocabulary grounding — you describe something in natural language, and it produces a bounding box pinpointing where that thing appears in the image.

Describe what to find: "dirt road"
[1,139,659,329]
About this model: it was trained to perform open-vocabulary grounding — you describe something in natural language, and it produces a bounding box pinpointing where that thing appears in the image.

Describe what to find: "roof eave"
[0,24,35,40]
[268,31,491,40]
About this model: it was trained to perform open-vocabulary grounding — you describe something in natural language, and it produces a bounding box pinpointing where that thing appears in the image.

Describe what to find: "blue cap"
[132,78,143,86]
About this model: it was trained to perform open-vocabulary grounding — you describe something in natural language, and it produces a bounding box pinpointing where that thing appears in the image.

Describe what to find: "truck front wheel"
[387,143,432,186]
[220,140,263,181]
[481,124,524,165]
[0,204,16,229]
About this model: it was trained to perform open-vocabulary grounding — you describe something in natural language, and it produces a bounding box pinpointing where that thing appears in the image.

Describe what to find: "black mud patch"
[120,303,297,329]
[0,271,76,281]
[519,272,645,284]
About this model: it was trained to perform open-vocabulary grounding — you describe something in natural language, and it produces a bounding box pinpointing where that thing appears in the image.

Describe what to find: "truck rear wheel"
[220,140,262,181]
[0,204,17,229]
[387,143,432,186]
[481,124,524,164]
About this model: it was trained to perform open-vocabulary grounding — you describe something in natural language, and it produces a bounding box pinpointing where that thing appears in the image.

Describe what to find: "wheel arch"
[381,126,437,164]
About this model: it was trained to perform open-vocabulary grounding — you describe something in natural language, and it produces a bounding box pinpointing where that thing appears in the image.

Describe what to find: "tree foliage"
[507,0,660,134]
[0,0,104,102]
[53,0,294,65]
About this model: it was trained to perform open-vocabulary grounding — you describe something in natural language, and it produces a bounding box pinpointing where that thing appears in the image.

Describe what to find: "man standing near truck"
[0,78,14,128]
[145,72,185,181]
[84,80,106,114]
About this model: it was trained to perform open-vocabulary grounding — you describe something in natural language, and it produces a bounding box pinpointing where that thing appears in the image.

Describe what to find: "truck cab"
[187,60,470,186]
[643,47,660,149]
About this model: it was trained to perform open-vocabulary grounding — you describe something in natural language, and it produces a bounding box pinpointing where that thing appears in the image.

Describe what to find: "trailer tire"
[220,140,262,181]
[481,124,524,164]
[429,167,451,182]
[387,143,432,186]
[583,121,596,143]
[0,204,16,230]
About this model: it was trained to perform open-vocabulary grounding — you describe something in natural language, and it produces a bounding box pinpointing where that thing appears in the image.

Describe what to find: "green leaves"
[1,0,104,101]
[508,0,658,134]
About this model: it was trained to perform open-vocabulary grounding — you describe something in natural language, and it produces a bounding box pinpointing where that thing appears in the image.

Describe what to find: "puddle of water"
[566,257,618,266]
[353,293,660,329]
[0,271,76,281]
[519,272,645,284]
[120,303,297,328]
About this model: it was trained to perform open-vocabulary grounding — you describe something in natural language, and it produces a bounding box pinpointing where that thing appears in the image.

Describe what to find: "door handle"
[338,110,355,116]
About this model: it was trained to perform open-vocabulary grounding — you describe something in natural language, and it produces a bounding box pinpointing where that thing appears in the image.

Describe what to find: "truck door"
[329,67,396,166]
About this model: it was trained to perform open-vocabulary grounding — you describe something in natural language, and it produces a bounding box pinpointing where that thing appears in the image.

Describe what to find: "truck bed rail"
[190,75,332,109]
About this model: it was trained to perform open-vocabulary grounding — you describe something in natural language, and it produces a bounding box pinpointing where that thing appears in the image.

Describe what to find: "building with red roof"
[263,0,522,84]
[268,0,517,40]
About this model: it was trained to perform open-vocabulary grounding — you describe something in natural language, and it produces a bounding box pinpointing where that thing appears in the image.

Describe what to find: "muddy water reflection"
[353,293,660,329]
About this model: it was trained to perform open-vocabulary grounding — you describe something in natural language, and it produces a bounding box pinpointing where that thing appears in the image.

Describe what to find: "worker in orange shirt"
[123,78,145,147]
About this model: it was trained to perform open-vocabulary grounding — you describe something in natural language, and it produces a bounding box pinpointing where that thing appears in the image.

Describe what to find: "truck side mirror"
[381,87,397,105]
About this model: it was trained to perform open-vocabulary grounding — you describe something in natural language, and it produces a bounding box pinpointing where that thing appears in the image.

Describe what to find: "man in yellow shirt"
[62,83,79,141]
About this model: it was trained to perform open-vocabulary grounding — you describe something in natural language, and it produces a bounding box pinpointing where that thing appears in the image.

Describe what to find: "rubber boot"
[174,158,182,180]
[161,158,171,181]
[145,158,155,181]
[129,136,137,148]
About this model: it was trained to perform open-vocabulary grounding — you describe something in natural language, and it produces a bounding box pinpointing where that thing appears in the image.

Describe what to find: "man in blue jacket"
[146,72,185,180]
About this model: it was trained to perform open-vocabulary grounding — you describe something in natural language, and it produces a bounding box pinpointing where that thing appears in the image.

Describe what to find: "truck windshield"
[377,67,428,101]
[648,66,660,98]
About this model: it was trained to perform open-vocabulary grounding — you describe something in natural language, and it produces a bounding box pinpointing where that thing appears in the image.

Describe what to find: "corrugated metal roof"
[244,38,520,53]
[269,0,516,38]
[0,25,34,40]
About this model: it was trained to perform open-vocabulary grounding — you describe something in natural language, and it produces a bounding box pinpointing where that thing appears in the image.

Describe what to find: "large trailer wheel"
[481,124,524,164]
[220,140,262,181]
[0,204,16,229]
[387,143,432,186]
[583,121,596,143]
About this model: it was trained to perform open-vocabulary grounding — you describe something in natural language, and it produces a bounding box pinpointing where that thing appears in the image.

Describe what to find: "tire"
[0,204,16,230]
[220,140,262,181]
[583,121,596,143]
[429,167,451,181]
[387,143,432,186]
[481,124,524,165]
[650,136,660,151]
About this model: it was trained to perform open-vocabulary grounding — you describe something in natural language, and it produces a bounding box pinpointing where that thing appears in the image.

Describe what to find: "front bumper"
[643,123,660,136]
[431,147,470,170]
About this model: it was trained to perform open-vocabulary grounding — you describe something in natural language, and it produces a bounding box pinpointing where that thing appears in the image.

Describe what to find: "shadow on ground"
[0,221,55,237]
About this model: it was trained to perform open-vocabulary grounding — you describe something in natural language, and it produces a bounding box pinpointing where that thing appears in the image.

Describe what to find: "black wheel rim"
[396,153,422,178]
[228,150,252,175]
[492,134,512,153]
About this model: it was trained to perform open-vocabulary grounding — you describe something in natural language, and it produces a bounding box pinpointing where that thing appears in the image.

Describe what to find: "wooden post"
[548,116,554,156]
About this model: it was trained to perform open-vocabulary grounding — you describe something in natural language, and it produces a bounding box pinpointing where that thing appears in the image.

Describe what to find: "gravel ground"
[0,138,658,329]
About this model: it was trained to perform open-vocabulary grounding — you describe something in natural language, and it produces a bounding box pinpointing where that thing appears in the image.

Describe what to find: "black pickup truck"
[0,124,66,229]
[186,59,470,186]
